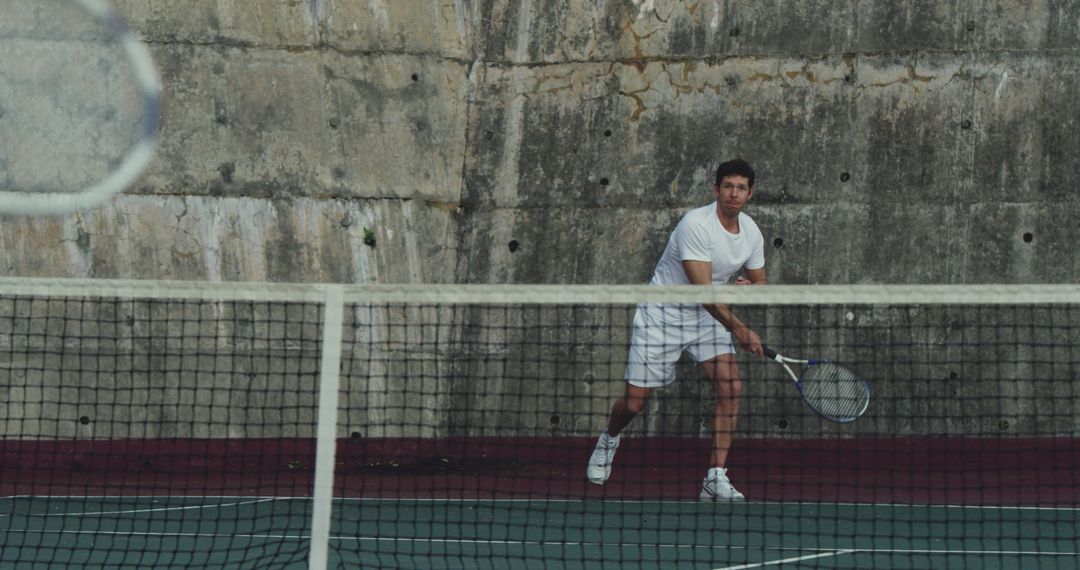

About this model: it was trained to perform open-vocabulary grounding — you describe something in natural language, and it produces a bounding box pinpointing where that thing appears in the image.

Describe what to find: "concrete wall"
[459,0,1080,285]
[1,1,1078,441]
[2,0,1077,285]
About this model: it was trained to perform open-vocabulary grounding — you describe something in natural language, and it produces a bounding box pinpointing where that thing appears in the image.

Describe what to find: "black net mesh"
[0,282,1078,568]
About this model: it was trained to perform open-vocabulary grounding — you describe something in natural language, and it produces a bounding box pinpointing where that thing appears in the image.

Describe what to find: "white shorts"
[624,304,736,388]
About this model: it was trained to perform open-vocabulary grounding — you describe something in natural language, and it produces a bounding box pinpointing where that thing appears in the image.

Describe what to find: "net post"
[308,284,345,570]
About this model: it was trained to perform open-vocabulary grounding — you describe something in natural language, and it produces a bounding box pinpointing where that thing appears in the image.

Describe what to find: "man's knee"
[623,386,651,414]
[717,377,742,400]
[626,394,649,414]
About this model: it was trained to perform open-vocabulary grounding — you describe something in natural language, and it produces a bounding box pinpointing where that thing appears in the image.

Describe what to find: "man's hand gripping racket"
[763,345,870,423]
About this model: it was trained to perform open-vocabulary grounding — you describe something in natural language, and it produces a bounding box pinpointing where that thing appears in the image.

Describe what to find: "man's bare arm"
[743,266,767,285]
[682,260,764,356]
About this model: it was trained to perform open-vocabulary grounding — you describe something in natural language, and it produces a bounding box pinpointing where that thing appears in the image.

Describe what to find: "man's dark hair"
[715,159,756,188]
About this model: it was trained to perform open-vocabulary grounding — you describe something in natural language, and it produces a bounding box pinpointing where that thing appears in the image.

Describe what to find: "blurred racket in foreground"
[763,345,871,423]
[0,0,160,215]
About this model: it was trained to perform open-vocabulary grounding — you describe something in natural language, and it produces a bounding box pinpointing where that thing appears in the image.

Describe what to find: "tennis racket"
[0,0,161,216]
[763,345,870,423]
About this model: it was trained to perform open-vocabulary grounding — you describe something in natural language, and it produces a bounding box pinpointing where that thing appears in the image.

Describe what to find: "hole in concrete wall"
[949,371,958,380]
[1023,232,1034,243]
[840,172,850,182]
[549,414,560,425]
[961,119,972,129]
[328,118,339,129]
[604,129,612,137]
[411,73,419,81]
[508,240,520,253]
[583,373,595,385]
[485,130,495,140]
[966,21,976,31]
[773,237,784,249]
[777,419,788,430]
[729,27,740,37]
[600,177,610,186]
[79,416,90,425]
[218,162,235,184]
[351,432,361,439]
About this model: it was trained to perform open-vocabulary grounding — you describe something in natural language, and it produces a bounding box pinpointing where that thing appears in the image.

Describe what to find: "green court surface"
[2,497,1078,569]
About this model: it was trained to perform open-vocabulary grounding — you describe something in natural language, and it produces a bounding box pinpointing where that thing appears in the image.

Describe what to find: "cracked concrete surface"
[0,0,1076,286]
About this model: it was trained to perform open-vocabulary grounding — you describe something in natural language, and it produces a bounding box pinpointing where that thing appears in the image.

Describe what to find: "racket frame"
[0,0,161,216]
[763,345,870,423]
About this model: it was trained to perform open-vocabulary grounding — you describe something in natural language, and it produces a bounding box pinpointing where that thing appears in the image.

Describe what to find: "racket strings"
[801,364,869,420]
[0,0,160,214]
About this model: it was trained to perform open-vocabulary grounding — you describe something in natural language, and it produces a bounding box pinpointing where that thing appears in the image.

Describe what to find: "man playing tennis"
[586,158,766,502]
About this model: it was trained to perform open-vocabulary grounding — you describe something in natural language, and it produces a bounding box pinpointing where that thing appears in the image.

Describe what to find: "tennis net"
[1,278,1078,568]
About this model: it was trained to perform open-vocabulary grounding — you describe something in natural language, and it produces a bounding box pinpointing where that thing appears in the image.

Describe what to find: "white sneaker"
[585,432,620,485]
[699,467,745,502]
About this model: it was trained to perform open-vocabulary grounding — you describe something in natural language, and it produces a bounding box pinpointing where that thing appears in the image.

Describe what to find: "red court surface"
[3,436,1078,506]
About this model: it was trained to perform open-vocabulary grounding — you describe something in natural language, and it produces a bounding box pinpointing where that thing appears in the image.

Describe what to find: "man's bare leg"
[698,354,746,501]
[587,384,651,484]
[607,384,652,436]
[702,354,741,467]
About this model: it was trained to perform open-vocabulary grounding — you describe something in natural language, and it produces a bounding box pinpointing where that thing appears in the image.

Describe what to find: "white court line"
[14,529,311,541]
[714,547,1080,569]
[4,495,1080,512]
[0,497,290,519]
[8,526,1080,557]
[41,498,282,518]
[1,495,306,498]
[5,529,1080,559]
[715,550,855,570]
[331,497,1080,511]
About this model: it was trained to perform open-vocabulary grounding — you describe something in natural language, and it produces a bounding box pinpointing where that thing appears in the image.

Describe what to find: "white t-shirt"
[648,202,765,320]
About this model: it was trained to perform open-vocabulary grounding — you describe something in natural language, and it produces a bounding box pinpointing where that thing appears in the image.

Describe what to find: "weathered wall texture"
[460,0,1080,286]
[1,2,1078,441]
[2,0,1077,285]
[2,0,470,283]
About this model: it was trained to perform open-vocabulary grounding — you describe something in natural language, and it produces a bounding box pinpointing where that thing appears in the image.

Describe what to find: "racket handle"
[762,345,778,359]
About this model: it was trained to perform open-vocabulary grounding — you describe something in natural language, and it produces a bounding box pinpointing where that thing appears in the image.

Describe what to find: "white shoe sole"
[586,461,611,485]
[699,493,745,502]
[699,489,745,502]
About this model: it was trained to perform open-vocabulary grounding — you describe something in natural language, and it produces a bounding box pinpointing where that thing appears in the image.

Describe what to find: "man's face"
[713,175,753,217]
